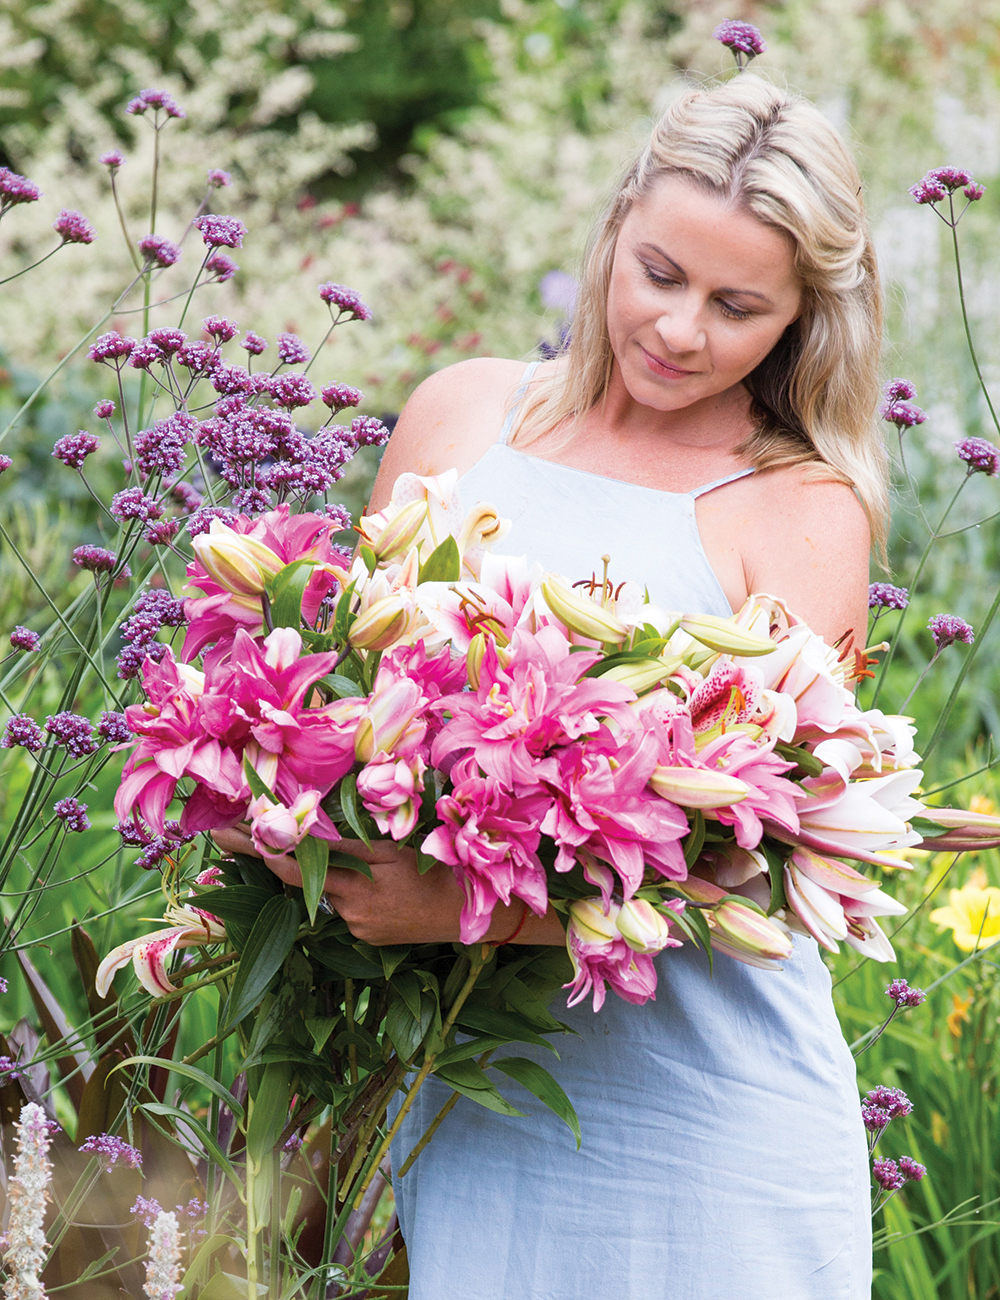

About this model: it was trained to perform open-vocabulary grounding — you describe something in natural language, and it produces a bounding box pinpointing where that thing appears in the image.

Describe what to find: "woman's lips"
[640,345,699,379]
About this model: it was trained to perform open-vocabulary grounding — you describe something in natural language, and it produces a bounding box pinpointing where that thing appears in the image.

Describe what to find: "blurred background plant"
[5,1,1000,1295]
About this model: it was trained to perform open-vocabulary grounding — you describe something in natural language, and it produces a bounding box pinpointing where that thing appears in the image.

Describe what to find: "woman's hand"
[210,826,565,947]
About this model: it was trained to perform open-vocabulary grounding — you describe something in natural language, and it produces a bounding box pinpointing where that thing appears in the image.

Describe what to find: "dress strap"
[689,467,756,498]
[498,360,542,446]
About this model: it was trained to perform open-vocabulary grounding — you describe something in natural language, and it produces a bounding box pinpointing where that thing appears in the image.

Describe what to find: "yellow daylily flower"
[930,882,1000,952]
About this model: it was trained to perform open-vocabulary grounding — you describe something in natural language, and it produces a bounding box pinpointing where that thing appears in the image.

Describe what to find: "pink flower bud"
[250,790,321,855]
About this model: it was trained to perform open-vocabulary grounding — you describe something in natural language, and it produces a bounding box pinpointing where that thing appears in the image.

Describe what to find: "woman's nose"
[654,300,706,355]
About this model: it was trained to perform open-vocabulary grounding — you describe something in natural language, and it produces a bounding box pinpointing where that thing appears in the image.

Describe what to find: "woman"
[219,75,881,1298]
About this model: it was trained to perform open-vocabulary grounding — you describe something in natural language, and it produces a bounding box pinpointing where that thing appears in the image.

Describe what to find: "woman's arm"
[211,826,567,946]
[367,357,525,512]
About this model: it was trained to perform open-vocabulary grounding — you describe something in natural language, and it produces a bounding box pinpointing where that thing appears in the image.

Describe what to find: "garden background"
[3,1,1000,1296]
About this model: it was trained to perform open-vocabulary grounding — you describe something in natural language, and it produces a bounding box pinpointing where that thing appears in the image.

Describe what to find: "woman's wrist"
[483,900,566,947]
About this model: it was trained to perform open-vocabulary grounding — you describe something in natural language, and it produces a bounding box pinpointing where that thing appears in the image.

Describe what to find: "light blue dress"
[391,364,872,1300]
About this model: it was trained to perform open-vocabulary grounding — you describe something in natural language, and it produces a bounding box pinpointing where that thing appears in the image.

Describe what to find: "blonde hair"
[512,74,889,556]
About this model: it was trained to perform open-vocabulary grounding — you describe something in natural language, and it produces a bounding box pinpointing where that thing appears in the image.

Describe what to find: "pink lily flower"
[422,769,552,942]
[357,753,427,840]
[695,730,802,849]
[95,901,226,998]
[771,765,924,868]
[416,553,544,653]
[564,899,659,1012]
[783,848,905,958]
[539,726,689,895]
[432,625,636,787]
[182,505,343,659]
[249,788,339,855]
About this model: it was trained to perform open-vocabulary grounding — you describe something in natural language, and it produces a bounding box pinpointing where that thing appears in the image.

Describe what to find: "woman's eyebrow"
[638,242,775,306]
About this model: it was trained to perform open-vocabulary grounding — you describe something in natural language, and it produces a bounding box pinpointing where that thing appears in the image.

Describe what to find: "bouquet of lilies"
[105,467,995,1016]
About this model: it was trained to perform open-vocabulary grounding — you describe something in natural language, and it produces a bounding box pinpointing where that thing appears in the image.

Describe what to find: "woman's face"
[606,175,803,413]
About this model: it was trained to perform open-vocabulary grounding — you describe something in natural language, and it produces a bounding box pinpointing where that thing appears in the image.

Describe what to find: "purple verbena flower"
[872,1158,905,1192]
[135,835,170,869]
[138,233,181,268]
[94,399,116,419]
[240,330,268,355]
[283,1134,304,1152]
[866,1086,913,1119]
[147,328,186,355]
[193,214,246,248]
[72,544,117,573]
[869,582,909,611]
[318,282,372,320]
[98,711,132,744]
[351,414,390,447]
[146,518,180,546]
[205,250,238,281]
[231,485,273,513]
[45,712,97,757]
[10,626,41,652]
[99,150,125,169]
[88,331,137,364]
[207,169,231,188]
[321,383,362,412]
[713,19,766,57]
[126,88,185,119]
[131,1195,163,1228]
[127,339,164,370]
[910,176,948,205]
[54,798,90,833]
[964,181,986,202]
[52,430,100,470]
[79,1133,142,1169]
[176,341,218,374]
[929,165,973,190]
[277,332,310,365]
[111,487,163,522]
[269,373,317,409]
[928,613,975,650]
[956,436,1000,476]
[861,1102,891,1134]
[116,818,152,847]
[0,976,7,993]
[882,398,927,429]
[323,503,353,530]
[898,1156,927,1182]
[54,209,97,245]
[187,506,235,537]
[119,612,162,646]
[0,1056,22,1079]
[0,454,12,473]
[0,167,42,209]
[884,378,917,403]
[202,315,239,343]
[134,412,193,478]
[117,640,167,680]
[886,978,926,1008]
[211,361,251,396]
[1,714,44,752]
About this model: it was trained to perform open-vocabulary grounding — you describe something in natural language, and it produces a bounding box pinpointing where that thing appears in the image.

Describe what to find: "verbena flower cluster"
[885,977,926,1007]
[956,436,1000,476]
[928,613,975,650]
[79,1132,143,1169]
[713,20,767,58]
[869,583,909,612]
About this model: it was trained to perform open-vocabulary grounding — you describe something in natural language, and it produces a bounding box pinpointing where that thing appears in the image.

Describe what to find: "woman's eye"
[642,265,678,288]
[718,300,752,322]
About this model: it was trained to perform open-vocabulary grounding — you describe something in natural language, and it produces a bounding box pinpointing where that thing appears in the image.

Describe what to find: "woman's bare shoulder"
[367,357,529,510]
[728,462,870,647]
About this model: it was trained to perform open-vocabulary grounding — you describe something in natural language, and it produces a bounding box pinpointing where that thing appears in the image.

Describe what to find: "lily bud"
[650,764,750,809]
[790,847,880,900]
[600,657,678,692]
[458,503,509,553]
[191,523,284,596]
[541,578,628,645]
[348,595,416,651]
[679,613,775,657]
[372,499,428,562]
[567,897,620,946]
[249,790,321,855]
[915,806,1000,851]
[616,899,676,953]
[711,898,793,961]
[466,632,487,690]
